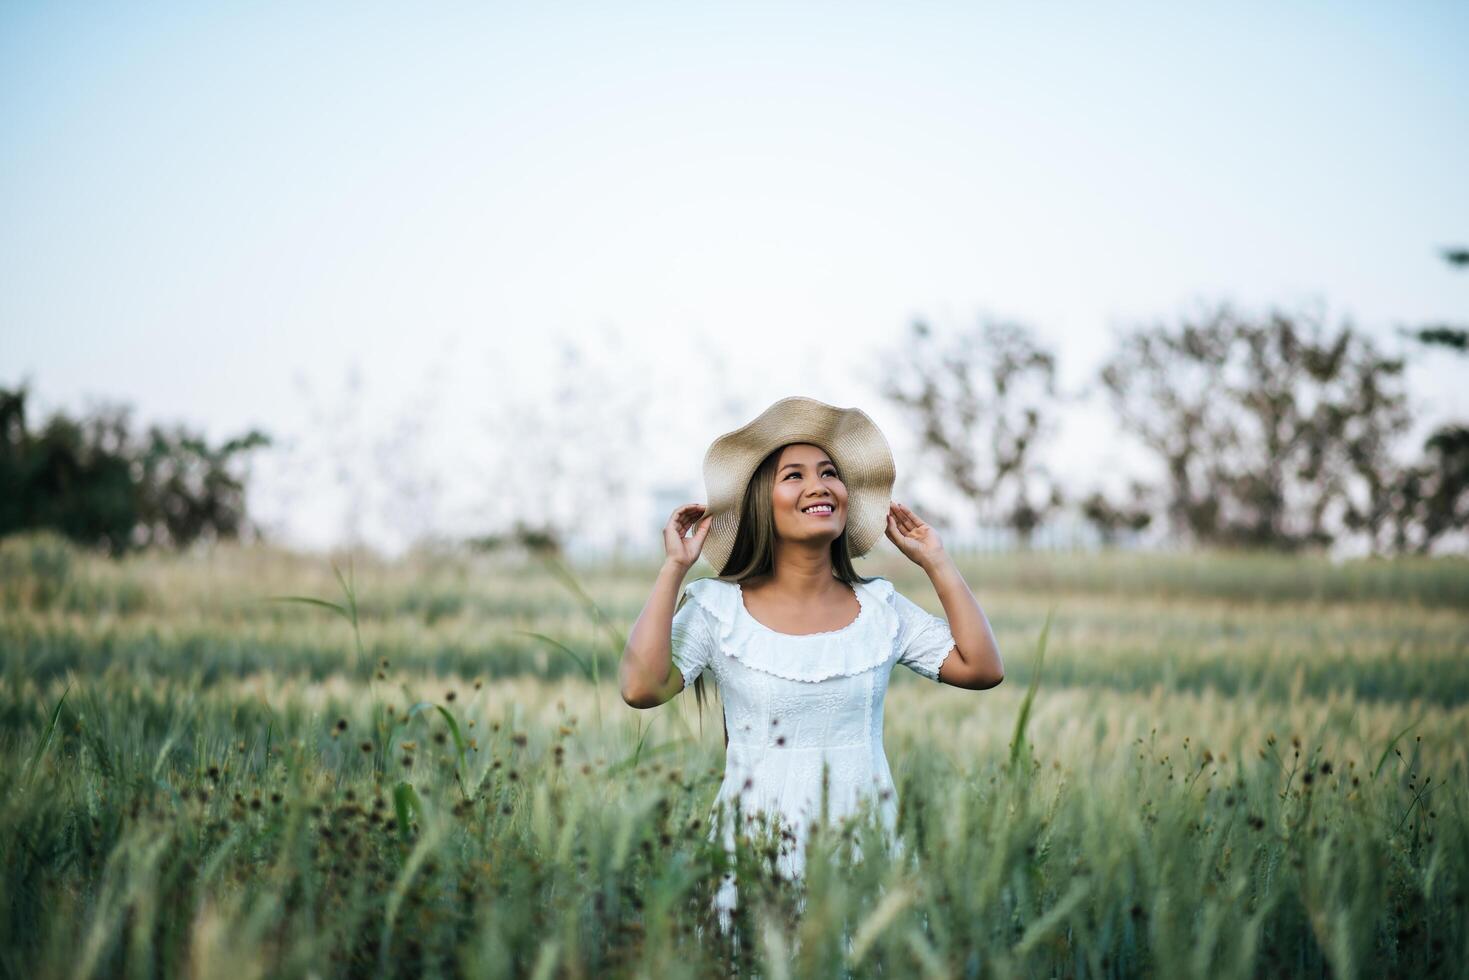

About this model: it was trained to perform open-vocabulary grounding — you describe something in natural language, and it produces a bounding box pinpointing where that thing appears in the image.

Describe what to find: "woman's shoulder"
[684,575,737,595]
[856,575,896,600]
[682,576,739,617]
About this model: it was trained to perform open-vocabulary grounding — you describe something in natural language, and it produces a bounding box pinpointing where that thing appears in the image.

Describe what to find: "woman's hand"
[885,502,947,569]
[664,504,713,570]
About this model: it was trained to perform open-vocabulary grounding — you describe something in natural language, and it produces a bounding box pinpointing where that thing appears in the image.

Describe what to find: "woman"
[618,396,1004,935]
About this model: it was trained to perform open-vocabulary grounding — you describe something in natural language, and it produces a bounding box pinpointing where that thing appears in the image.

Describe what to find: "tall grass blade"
[539,553,626,655]
[1372,712,1426,781]
[1009,606,1054,773]
[24,683,70,784]
[260,595,350,620]
[514,630,594,682]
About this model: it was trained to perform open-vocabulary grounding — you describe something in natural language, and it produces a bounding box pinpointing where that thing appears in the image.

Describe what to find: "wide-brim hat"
[699,396,896,572]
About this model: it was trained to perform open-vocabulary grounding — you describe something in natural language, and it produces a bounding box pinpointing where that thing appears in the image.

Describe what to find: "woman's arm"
[618,556,694,708]
[619,503,713,708]
[887,501,1004,690]
[922,552,1004,690]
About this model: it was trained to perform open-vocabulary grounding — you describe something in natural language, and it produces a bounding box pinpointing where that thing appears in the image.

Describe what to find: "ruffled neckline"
[683,576,899,683]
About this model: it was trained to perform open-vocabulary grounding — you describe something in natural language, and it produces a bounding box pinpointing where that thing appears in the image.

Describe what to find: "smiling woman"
[616,395,1004,935]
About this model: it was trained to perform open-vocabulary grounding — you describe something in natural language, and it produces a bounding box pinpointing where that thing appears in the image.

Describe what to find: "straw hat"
[699,396,896,572]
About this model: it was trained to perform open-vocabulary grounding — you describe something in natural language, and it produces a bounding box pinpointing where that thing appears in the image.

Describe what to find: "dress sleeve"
[669,590,716,689]
[892,588,956,683]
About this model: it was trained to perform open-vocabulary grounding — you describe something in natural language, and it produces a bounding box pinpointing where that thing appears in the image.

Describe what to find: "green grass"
[0,530,1466,978]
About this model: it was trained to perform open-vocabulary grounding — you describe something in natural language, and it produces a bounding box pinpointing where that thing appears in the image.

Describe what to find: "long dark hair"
[680,442,877,744]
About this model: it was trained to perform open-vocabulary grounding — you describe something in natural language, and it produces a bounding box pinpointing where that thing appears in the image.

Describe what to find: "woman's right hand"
[664,504,713,570]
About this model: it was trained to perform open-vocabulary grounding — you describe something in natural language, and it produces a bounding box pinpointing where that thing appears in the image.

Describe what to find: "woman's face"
[770,443,848,548]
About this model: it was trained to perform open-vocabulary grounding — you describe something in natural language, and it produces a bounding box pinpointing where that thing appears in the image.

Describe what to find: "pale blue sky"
[3,2,1466,555]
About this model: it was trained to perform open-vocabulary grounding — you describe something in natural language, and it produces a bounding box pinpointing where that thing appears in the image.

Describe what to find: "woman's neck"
[753,547,839,598]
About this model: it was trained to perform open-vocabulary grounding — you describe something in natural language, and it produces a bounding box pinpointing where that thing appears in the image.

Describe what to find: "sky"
[3,1,1466,557]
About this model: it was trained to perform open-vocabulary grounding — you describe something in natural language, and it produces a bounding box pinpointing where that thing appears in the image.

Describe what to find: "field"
[2,530,1467,979]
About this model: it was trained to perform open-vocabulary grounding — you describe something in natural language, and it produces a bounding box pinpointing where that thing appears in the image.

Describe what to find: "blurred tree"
[1356,423,1469,554]
[464,520,564,557]
[1079,482,1155,546]
[878,317,1064,548]
[1370,245,1469,552]
[1097,300,1460,553]
[0,381,271,556]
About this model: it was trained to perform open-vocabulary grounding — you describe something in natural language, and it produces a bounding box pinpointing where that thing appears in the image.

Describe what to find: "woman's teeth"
[801,504,833,515]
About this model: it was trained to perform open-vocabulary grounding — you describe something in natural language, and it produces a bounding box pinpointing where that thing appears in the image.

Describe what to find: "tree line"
[3,263,1465,558]
[0,384,270,556]
[880,254,1466,555]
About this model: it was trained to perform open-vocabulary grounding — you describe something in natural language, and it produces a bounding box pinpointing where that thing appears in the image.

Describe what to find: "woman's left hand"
[885,502,947,568]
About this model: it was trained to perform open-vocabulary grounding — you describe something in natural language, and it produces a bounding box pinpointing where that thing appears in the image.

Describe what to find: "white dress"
[669,575,956,934]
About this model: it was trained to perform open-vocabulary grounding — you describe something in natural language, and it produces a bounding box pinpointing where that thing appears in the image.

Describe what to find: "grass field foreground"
[1,530,1466,978]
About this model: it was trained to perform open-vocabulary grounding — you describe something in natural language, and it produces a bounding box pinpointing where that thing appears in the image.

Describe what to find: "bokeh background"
[4,1,1465,561]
